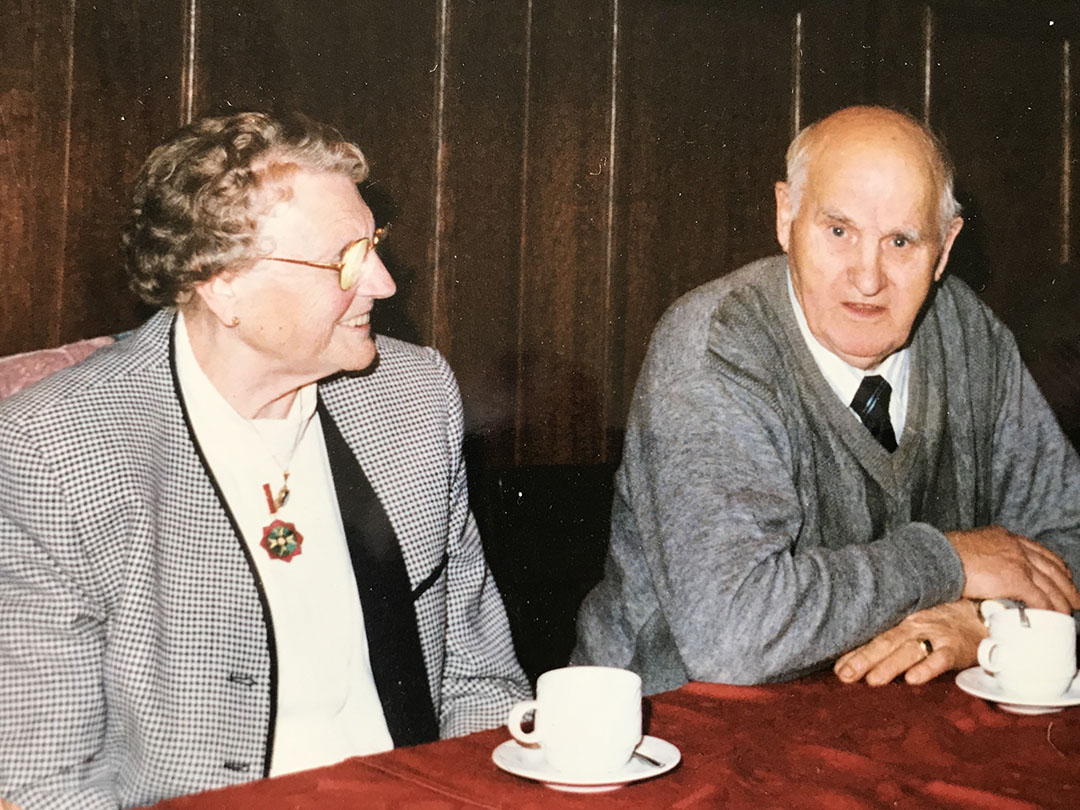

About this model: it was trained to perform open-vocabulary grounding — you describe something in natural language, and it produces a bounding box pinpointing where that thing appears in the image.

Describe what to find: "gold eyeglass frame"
[264,226,388,291]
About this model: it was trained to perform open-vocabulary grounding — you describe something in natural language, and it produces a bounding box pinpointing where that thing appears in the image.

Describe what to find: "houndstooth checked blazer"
[0,310,529,810]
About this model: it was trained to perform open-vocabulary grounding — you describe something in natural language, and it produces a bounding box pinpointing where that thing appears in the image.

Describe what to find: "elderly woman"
[0,112,529,810]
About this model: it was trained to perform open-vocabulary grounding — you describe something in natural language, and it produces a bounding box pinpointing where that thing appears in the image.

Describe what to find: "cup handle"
[977,638,1001,673]
[506,700,541,745]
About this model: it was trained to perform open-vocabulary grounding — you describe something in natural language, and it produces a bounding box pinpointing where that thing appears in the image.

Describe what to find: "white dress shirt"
[174,312,393,775]
[786,271,910,440]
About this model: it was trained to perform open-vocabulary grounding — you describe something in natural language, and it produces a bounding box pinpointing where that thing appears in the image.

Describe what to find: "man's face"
[775,131,962,370]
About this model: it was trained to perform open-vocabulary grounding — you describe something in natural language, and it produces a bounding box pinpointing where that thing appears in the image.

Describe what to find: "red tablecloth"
[145,673,1079,809]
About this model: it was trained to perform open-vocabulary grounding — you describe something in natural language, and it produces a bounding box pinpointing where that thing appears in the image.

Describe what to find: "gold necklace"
[251,399,317,563]
[251,398,316,515]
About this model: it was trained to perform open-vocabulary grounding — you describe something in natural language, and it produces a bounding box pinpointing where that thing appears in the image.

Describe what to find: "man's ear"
[933,216,964,282]
[775,181,793,253]
[193,270,241,327]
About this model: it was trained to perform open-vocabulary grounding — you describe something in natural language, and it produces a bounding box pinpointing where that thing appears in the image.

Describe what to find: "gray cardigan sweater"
[573,256,1080,693]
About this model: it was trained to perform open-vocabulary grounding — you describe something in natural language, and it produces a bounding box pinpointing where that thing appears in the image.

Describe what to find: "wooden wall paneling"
[437,1,529,470]
[930,7,1070,330]
[797,0,875,126]
[930,4,1080,440]
[196,0,441,349]
[515,0,616,465]
[798,0,926,123]
[1034,35,1080,450]
[62,0,185,343]
[611,0,793,435]
[0,0,74,354]
[863,1,929,117]
[715,6,798,277]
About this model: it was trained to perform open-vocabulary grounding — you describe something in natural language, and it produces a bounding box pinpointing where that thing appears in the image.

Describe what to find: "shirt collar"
[785,267,910,410]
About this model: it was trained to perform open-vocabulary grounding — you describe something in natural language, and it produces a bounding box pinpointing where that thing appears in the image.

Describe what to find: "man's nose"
[850,242,886,296]
[359,253,396,299]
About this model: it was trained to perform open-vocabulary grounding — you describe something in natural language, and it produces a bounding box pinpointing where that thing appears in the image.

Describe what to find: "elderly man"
[0,113,528,810]
[573,105,1080,694]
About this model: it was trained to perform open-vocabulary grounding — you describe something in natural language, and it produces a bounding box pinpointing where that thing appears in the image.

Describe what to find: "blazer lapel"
[317,395,439,747]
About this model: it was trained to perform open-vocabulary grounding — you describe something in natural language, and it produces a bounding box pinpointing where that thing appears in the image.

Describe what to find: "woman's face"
[229,169,396,383]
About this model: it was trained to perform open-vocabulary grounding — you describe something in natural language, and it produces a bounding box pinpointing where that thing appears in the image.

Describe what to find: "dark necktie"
[851,375,898,452]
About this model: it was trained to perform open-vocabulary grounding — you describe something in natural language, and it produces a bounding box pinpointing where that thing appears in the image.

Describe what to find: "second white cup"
[978,603,1078,701]
[506,665,642,778]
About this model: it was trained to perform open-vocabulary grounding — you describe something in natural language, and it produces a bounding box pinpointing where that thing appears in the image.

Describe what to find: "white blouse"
[174,312,393,775]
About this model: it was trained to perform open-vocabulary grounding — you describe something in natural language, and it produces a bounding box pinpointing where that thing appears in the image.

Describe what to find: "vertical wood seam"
[791,11,803,137]
[602,0,620,461]
[922,5,933,123]
[431,0,450,349]
[55,0,78,346]
[180,0,199,125]
[513,0,534,466]
[1062,38,1072,265]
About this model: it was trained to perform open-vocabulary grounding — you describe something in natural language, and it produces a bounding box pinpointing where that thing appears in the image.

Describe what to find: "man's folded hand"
[946,525,1080,613]
[834,599,986,686]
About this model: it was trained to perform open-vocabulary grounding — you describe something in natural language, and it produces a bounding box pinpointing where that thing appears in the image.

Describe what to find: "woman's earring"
[229,316,240,328]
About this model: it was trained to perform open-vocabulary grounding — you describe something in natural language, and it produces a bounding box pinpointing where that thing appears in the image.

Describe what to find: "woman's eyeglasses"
[263,226,388,291]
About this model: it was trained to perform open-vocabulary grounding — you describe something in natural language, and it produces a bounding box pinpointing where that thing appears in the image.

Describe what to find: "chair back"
[0,336,115,400]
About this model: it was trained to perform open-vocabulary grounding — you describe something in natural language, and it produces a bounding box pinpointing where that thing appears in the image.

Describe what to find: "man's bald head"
[785,106,961,244]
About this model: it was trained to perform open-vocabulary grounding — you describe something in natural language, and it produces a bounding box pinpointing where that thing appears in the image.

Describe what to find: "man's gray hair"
[784,107,962,242]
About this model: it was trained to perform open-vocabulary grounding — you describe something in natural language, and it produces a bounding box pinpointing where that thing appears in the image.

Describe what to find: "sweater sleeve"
[987,330,1080,577]
[574,270,971,688]
[610,344,963,685]
[0,417,118,810]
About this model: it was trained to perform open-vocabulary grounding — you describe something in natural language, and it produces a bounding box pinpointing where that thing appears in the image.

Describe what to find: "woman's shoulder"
[322,335,459,407]
[0,312,173,432]
[371,335,456,386]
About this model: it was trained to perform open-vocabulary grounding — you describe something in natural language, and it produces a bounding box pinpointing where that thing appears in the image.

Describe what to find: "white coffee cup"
[506,666,642,778]
[977,602,1078,701]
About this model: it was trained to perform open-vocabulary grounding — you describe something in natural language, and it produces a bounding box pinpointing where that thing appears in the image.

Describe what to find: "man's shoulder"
[650,255,786,361]
[936,274,998,318]
[927,274,1014,352]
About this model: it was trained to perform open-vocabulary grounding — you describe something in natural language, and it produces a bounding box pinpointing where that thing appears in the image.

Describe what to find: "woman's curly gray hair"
[122,111,369,308]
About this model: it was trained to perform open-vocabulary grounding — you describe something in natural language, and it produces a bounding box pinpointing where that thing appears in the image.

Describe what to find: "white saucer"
[491,734,680,792]
[955,666,1080,715]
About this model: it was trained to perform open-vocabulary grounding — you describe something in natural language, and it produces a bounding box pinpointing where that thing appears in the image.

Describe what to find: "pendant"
[260,519,303,562]
[262,480,290,513]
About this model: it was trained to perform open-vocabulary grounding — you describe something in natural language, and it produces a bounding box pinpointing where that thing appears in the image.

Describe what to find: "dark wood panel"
[798,0,876,123]
[0,0,74,353]
[931,6,1070,329]
[6,0,1080,468]
[928,2,1080,445]
[516,0,615,465]
[866,2,929,116]
[437,1,529,470]
[197,0,441,352]
[62,0,184,342]
[613,0,793,435]
[800,1,928,123]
